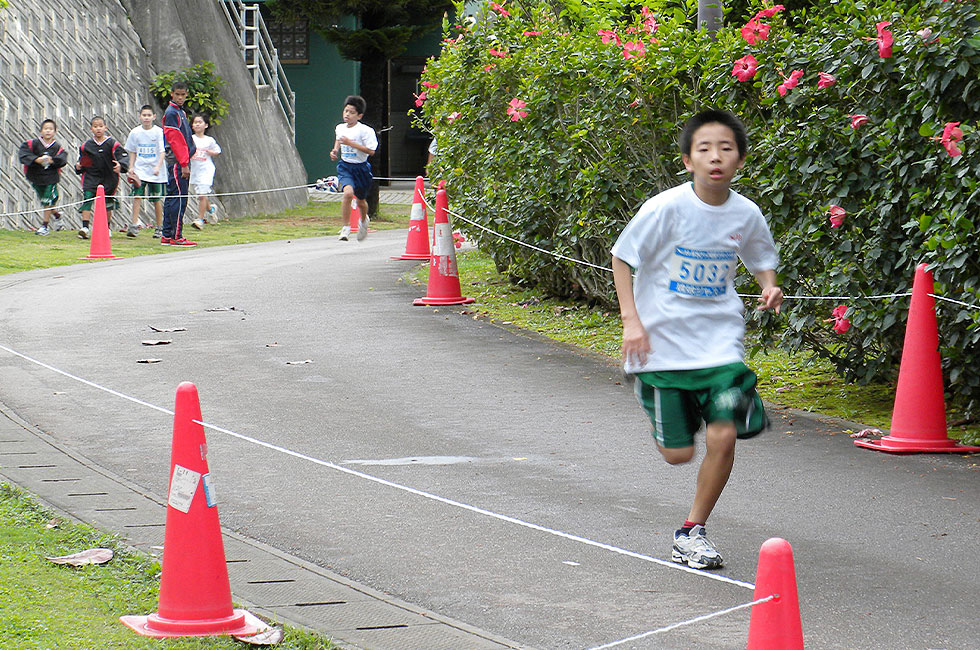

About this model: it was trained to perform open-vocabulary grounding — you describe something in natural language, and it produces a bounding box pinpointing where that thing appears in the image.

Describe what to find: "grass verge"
[407,248,979,444]
[0,483,337,649]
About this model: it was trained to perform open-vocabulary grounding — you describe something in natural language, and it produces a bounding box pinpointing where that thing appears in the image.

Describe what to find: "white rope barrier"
[586,594,777,650]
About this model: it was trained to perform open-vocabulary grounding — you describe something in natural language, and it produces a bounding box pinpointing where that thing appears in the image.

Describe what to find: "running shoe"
[126,224,139,238]
[77,226,90,239]
[671,525,724,569]
[36,225,50,236]
[192,218,205,230]
[338,225,351,241]
[207,205,217,223]
[170,238,197,247]
[52,213,64,230]
[356,215,369,241]
[153,227,162,239]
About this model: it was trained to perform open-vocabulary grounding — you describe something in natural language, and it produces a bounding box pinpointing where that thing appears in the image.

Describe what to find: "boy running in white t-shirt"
[189,114,221,230]
[330,95,377,241]
[612,109,783,570]
[124,105,166,238]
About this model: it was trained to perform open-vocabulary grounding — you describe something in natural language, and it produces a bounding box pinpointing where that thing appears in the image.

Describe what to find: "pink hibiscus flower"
[489,48,509,58]
[622,41,645,59]
[755,4,785,19]
[641,6,658,35]
[817,72,836,89]
[777,69,804,97]
[875,21,894,58]
[597,29,621,46]
[732,54,759,82]
[932,121,964,157]
[827,305,851,333]
[414,91,426,107]
[489,2,511,17]
[741,19,771,45]
[421,81,438,90]
[522,30,542,36]
[506,98,528,121]
[850,114,869,129]
[828,204,846,228]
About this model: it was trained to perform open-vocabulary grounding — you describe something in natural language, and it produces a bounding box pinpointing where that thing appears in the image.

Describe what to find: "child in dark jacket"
[18,119,68,235]
[74,115,129,239]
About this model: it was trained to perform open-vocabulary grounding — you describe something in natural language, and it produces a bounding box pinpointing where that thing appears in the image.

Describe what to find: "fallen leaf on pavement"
[137,358,163,364]
[149,326,186,333]
[45,548,113,566]
[141,340,172,346]
[850,428,882,438]
[285,359,313,365]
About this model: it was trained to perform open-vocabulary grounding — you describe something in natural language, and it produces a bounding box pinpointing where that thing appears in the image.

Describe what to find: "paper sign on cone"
[413,188,474,306]
[81,185,121,260]
[120,382,257,638]
[391,176,431,260]
[855,264,980,453]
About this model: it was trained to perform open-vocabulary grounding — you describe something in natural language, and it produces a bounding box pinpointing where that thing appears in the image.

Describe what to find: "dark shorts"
[634,362,769,448]
[336,160,373,200]
[32,183,59,207]
[132,181,166,202]
[78,189,118,213]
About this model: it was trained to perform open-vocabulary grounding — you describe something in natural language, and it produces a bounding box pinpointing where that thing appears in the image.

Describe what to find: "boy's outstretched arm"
[753,269,784,313]
[613,256,651,366]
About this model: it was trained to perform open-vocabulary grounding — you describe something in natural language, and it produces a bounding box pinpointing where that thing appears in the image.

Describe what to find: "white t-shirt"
[334,122,378,164]
[611,182,779,373]
[190,134,221,186]
[124,125,166,183]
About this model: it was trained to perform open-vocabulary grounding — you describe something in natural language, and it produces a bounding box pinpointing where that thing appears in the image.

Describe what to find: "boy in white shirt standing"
[189,114,221,230]
[124,105,166,238]
[330,95,377,241]
[612,109,783,570]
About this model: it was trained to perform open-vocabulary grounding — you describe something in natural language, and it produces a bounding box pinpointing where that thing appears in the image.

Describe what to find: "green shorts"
[78,189,118,213]
[634,362,768,448]
[131,181,165,202]
[31,183,59,207]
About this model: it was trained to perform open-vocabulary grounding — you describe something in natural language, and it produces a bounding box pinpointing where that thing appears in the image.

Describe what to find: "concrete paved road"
[1,232,977,649]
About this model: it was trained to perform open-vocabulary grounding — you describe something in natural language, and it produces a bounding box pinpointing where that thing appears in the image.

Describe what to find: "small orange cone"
[347,199,375,235]
[391,176,431,260]
[120,382,257,638]
[413,188,474,306]
[81,185,121,260]
[855,263,980,453]
[747,538,803,650]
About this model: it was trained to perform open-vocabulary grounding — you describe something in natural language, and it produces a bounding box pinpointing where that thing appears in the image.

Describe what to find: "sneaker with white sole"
[338,225,351,241]
[126,224,139,238]
[207,205,217,223]
[153,227,162,239]
[356,215,369,241]
[77,226,90,239]
[36,225,50,236]
[52,213,64,230]
[671,525,724,569]
[192,218,205,230]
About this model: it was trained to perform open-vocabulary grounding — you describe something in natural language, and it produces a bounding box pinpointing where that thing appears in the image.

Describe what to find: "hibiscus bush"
[415,0,980,414]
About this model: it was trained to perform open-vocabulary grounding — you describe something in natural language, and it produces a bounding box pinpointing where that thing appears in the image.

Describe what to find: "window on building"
[267,18,309,64]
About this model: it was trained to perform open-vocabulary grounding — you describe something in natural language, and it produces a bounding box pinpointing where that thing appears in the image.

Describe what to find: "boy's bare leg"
[197,196,208,221]
[131,197,141,226]
[357,199,369,220]
[687,421,736,524]
[154,202,163,228]
[341,192,353,222]
[42,207,54,226]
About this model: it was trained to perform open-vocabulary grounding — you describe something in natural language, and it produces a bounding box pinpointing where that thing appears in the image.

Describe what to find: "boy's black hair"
[90,115,106,126]
[40,118,57,130]
[172,81,188,92]
[140,104,155,113]
[680,109,748,158]
[344,95,367,116]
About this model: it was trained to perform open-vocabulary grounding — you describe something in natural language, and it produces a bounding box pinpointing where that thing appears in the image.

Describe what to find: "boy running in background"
[74,115,129,239]
[18,119,68,235]
[189,113,221,230]
[612,109,783,570]
[330,95,377,242]
[124,105,167,238]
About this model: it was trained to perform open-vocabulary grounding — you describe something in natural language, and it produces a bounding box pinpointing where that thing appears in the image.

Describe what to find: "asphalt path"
[0,231,977,649]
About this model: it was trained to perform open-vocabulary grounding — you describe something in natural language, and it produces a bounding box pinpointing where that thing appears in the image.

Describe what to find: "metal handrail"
[219,0,296,139]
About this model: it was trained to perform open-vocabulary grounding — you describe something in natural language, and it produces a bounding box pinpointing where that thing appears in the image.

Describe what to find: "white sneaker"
[52,213,64,230]
[672,525,724,569]
[192,218,205,230]
[77,226,90,239]
[36,225,50,236]
[338,225,351,241]
[356,215,369,241]
[207,205,217,223]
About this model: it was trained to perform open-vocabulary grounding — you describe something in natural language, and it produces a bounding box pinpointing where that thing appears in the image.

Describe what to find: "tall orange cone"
[121,382,258,638]
[413,188,474,306]
[391,176,431,260]
[80,184,121,260]
[747,538,804,650]
[855,263,980,453]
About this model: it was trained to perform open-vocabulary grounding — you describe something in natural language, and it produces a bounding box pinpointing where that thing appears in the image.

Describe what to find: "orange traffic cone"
[855,263,980,453]
[391,176,431,260]
[80,185,121,260]
[413,188,474,306]
[747,538,804,650]
[120,383,258,638]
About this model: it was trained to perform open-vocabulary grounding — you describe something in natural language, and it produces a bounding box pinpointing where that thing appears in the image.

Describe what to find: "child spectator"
[18,119,68,235]
[161,81,197,247]
[329,95,377,241]
[612,109,783,570]
[74,116,129,239]
[124,105,167,238]
[189,114,221,230]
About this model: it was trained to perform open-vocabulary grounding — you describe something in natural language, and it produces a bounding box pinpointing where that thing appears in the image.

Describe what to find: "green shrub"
[416,0,980,413]
[149,61,230,125]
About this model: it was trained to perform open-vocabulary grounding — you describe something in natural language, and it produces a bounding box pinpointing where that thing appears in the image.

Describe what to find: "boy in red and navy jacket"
[73,115,129,239]
[161,81,198,246]
[18,119,68,235]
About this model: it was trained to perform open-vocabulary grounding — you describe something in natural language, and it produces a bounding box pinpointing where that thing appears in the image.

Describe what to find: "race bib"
[137,143,157,159]
[667,247,735,298]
